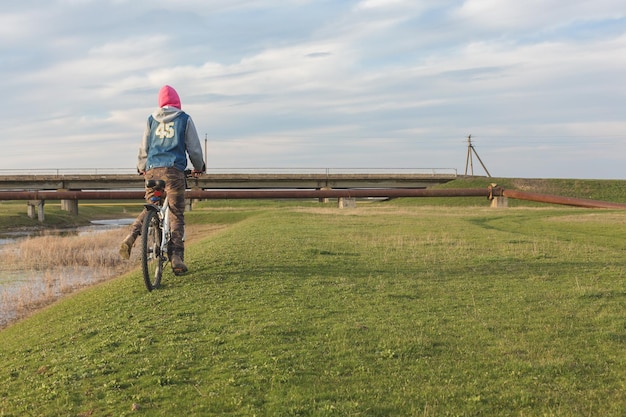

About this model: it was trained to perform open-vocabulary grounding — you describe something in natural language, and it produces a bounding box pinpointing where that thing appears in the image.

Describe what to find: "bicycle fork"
[160,202,171,262]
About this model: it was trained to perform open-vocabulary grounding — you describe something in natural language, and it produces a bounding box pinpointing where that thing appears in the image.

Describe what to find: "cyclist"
[120,85,205,275]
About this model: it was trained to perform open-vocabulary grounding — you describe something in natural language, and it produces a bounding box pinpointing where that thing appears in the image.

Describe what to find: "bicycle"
[141,179,173,291]
[140,170,203,291]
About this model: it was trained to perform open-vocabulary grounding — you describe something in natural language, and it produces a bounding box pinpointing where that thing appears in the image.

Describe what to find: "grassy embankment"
[0,178,625,416]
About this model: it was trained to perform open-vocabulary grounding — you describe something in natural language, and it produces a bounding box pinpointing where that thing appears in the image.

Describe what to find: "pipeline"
[187,188,492,199]
[1,187,626,209]
[0,190,145,200]
[498,189,626,210]
[0,188,490,201]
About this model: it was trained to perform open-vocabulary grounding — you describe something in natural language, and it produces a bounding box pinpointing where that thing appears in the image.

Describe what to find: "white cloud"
[0,0,625,178]
[355,0,412,10]
[0,12,35,42]
[455,0,625,31]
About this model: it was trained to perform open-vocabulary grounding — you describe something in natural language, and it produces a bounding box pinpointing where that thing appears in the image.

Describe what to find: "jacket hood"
[152,106,184,123]
[158,85,181,109]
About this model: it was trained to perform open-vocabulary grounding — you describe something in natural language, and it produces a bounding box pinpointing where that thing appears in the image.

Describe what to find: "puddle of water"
[0,270,28,286]
[0,266,111,327]
[90,219,135,226]
[77,218,134,236]
[0,218,135,245]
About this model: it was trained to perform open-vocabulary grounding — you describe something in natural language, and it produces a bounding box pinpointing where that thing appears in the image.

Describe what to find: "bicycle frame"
[141,180,171,291]
[145,197,171,260]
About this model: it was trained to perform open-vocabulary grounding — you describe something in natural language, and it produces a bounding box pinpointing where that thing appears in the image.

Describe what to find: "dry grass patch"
[3,229,133,270]
[0,228,138,327]
[0,223,227,328]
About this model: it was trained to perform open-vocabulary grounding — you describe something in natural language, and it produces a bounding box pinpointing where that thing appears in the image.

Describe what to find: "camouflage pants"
[129,167,186,253]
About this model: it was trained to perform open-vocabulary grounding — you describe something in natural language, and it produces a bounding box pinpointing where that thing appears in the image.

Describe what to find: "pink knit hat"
[158,85,181,109]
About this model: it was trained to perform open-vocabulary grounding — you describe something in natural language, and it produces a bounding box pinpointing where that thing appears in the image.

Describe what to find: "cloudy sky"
[2,0,625,178]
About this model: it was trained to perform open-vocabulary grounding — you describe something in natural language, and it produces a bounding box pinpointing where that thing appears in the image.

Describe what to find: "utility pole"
[204,133,208,169]
[464,135,491,177]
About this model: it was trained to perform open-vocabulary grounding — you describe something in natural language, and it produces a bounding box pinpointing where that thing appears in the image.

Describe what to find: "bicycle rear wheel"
[141,210,164,291]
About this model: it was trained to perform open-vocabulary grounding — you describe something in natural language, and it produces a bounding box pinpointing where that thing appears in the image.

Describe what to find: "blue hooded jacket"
[137,86,205,173]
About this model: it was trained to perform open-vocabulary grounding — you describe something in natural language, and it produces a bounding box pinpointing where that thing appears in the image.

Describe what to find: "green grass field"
[1,179,625,416]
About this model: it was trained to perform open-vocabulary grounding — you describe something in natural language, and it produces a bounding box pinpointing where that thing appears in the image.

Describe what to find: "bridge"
[0,168,458,221]
[0,168,457,191]
[3,169,626,222]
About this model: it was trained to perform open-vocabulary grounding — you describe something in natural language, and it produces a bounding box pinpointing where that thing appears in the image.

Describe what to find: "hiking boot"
[119,233,137,260]
[171,252,188,275]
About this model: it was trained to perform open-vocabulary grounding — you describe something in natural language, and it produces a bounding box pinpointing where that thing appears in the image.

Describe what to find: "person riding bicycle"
[120,85,205,275]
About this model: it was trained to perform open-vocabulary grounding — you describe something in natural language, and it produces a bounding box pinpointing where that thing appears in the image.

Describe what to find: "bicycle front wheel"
[141,210,164,291]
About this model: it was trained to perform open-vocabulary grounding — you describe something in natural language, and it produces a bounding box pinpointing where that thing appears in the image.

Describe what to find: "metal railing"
[0,167,458,176]
[0,168,137,176]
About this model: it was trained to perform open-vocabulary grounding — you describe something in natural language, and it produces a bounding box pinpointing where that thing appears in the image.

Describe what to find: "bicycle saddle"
[146,179,166,189]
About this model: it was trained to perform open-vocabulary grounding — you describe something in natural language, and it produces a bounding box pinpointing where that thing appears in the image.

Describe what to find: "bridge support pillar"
[318,187,331,204]
[490,196,508,208]
[61,199,79,215]
[338,197,356,209]
[27,200,45,222]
